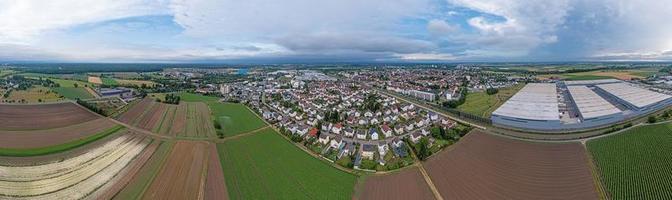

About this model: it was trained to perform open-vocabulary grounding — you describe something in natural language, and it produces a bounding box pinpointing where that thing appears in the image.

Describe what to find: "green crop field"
[588,123,672,199]
[48,78,94,88]
[563,74,613,80]
[217,129,357,200]
[52,87,94,99]
[458,84,524,117]
[0,125,123,157]
[102,77,118,85]
[180,92,266,137]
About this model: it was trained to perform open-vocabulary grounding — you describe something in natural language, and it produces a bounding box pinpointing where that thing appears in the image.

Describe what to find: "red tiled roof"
[308,128,319,137]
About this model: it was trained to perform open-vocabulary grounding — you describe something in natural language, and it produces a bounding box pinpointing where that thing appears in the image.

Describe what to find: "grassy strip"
[113,141,174,200]
[0,125,124,157]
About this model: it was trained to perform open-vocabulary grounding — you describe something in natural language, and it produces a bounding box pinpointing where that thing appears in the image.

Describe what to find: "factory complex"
[492,79,672,131]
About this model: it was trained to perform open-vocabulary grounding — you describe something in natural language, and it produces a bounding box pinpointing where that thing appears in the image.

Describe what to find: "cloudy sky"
[0,0,671,62]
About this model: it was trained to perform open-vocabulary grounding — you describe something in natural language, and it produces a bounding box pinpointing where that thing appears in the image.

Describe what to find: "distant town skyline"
[1,0,670,62]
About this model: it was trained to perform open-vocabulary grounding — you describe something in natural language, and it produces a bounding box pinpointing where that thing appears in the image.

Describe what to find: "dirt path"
[214,126,270,142]
[417,164,443,200]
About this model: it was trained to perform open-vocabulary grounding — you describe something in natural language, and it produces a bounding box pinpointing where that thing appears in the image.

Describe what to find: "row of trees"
[76,99,107,116]
[162,93,181,104]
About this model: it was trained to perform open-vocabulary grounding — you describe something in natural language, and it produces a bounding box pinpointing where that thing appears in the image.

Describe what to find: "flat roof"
[567,86,621,119]
[564,79,621,86]
[597,83,672,108]
[492,83,560,121]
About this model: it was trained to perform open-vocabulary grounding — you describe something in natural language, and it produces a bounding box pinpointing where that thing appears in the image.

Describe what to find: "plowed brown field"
[142,141,209,200]
[137,103,166,130]
[0,102,98,130]
[117,98,153,125]
[205,143,228,200]
[424,131,599,200]
[170,103,187,136]
[357,166,435,200]
[0,118,117,148]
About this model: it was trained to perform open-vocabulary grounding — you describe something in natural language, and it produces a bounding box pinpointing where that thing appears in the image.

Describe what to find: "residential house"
[356,129,367,140]
[369,128,379,140]
[332,123,343,135]
[378,142,389,157]
[318,134,330,144]
[380,124,393,138]
[344,127,355,138]
[307,128,319,138]
[420,129,430,137]
[410,132,422,143]
[330,136,344,149]
[361,144,376,160]
[394,126,405,135]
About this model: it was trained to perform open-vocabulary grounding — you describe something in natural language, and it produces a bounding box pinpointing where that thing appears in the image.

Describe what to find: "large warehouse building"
[492,79,672,131]
[491,83,562,130]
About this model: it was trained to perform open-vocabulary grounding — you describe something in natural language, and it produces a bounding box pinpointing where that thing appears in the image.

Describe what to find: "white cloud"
[427,19,459,37]
[0,0,170,44]
[573,0,672,60]
[435,0,571,56]
[169,0,431,37]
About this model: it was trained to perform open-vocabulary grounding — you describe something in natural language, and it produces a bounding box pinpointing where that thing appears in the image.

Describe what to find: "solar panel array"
[492,83,560,121]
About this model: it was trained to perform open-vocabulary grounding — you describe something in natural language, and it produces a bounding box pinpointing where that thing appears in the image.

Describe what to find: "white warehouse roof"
[597,83,672,108]
[492,83,560,121]
[567,86,621,119]
[564,79,621,86]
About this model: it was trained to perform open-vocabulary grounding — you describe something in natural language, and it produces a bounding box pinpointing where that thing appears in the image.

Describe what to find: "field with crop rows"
[217,129,357,200]
[425,130,598,199]
[113,141,174,200]
[180,92,266,137]
[117,98,215,138]
[0,133,153,199]
[588,123,672,199]
[142,141,209,200]
[0,102,99,130]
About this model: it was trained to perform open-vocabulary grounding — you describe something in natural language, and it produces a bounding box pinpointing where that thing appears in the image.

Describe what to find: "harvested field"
[205,143,229,200]
[88,76,102,84]
[117,99,211,138]
[142,141,209,200]
[0,133,123,166]
[184,102,216,137]
[0,102,99,130]
[170,103,187,136]
[136,102,166,130]
[156,105,177,134]
[0,118,116,148]
[0,133,151,199]
[113,141,174,200]
[356,167,435,200]
[424,131,599,199]
[92,140,160,199]
[117,98,153,125]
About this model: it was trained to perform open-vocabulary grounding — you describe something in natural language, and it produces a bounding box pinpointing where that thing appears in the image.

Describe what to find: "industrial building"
[492,79,672,132]
[491,83,562,130]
